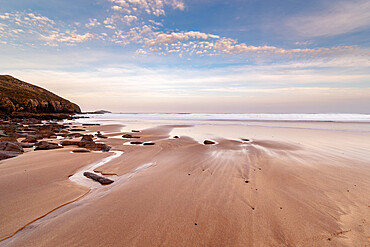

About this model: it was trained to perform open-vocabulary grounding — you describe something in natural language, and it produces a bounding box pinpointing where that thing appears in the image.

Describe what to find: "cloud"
[286,0,370,37]
[85,18,101,28]
[103,14,138,28]
[41,31,94,46]
[109,0,185,16]
[148,20,163,27]
[27,13,55,25]
[0,13,10,20]
[5,58,369,113]
[113,25,154,45]
[145,31,220,47]
[0,7,365,60]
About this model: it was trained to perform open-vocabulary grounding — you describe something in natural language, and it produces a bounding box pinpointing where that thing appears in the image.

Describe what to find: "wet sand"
[0,120,369,246]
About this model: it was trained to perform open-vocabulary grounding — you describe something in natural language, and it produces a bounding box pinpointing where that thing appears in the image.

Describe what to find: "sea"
[77,113,370,122]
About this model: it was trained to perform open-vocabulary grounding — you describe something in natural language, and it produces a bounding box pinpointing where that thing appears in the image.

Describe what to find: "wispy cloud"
[5,61,369,112]
[286,0,370,37]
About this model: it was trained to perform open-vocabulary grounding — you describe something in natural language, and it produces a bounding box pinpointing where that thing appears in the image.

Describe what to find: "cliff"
[0,75,81,114]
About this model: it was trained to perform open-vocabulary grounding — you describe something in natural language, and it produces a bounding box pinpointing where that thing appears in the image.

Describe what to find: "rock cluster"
[61,135,111,152]
[0,116,111,160]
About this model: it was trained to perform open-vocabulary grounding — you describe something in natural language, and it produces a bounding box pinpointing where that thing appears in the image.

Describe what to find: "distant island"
[82,110,112,114]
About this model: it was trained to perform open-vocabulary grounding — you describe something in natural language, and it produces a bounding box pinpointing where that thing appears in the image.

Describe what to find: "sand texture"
[0,121,369,246]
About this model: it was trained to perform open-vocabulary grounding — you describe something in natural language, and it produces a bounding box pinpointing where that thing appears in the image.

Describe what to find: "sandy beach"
[0,118,369,246]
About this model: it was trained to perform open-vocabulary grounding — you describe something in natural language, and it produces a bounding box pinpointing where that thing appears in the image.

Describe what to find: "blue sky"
[0,0,369,113]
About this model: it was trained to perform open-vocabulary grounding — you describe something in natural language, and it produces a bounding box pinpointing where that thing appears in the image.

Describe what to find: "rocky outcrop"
[0,75,81,115]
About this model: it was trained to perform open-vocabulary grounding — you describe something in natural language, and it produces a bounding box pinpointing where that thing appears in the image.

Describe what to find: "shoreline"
[0,119,369,246]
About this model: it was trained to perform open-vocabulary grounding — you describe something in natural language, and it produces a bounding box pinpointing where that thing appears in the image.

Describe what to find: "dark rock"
[70,128,86,132]
[143,142,155,146]
[96,131,108,139]
[100,144,111,152]
[81,135,94,142]
[0,130,7,137]
[0,141,23,153]
[203,140,215,145]
[67,133,83,138]
[173,136,179,139]
[130,141,143,145]
[0,151,21,160]
[82,123,100,126]
[0,137,18,143]
[34,141,63,150]
[0,151,13,160]
[72,149,90,153]
[21,135,42,143]
[242,138,250,142]
[131,130,140,133]
[60,140,80,146]
[80,142,111,152]
[122,134,140,139]
[20,143,34,148]
[83,172,114,185]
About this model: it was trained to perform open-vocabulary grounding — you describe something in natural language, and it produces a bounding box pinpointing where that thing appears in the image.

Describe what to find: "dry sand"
[0,121,369,246]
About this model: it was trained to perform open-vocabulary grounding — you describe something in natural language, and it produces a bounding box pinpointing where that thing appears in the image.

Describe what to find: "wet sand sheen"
[0,121,369,246]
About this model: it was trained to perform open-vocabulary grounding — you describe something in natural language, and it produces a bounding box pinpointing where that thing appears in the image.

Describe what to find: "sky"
[0,0,369,113]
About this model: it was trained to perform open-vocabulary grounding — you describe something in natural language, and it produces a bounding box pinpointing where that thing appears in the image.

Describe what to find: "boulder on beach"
[72,149,91,153]
[60,140,80,146]
[34,141,63,151]
[21,135,42,143]
[96,131,108,139]
[130,141,143,145]
[81,135,94,142]
[204,140,216,145]
[173,136,179,139]
[83,172,114,185]
[122,134,140,139]
[0,141,24,153]
[0,151,21,160]
[67,133,83,138]
[81,142,111,152]
[20,143,34,148]
[0,137,18,143]
[82,123,100,126]
[70,128,86,132]
[131,130,140,133]
[143,142,155,146]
